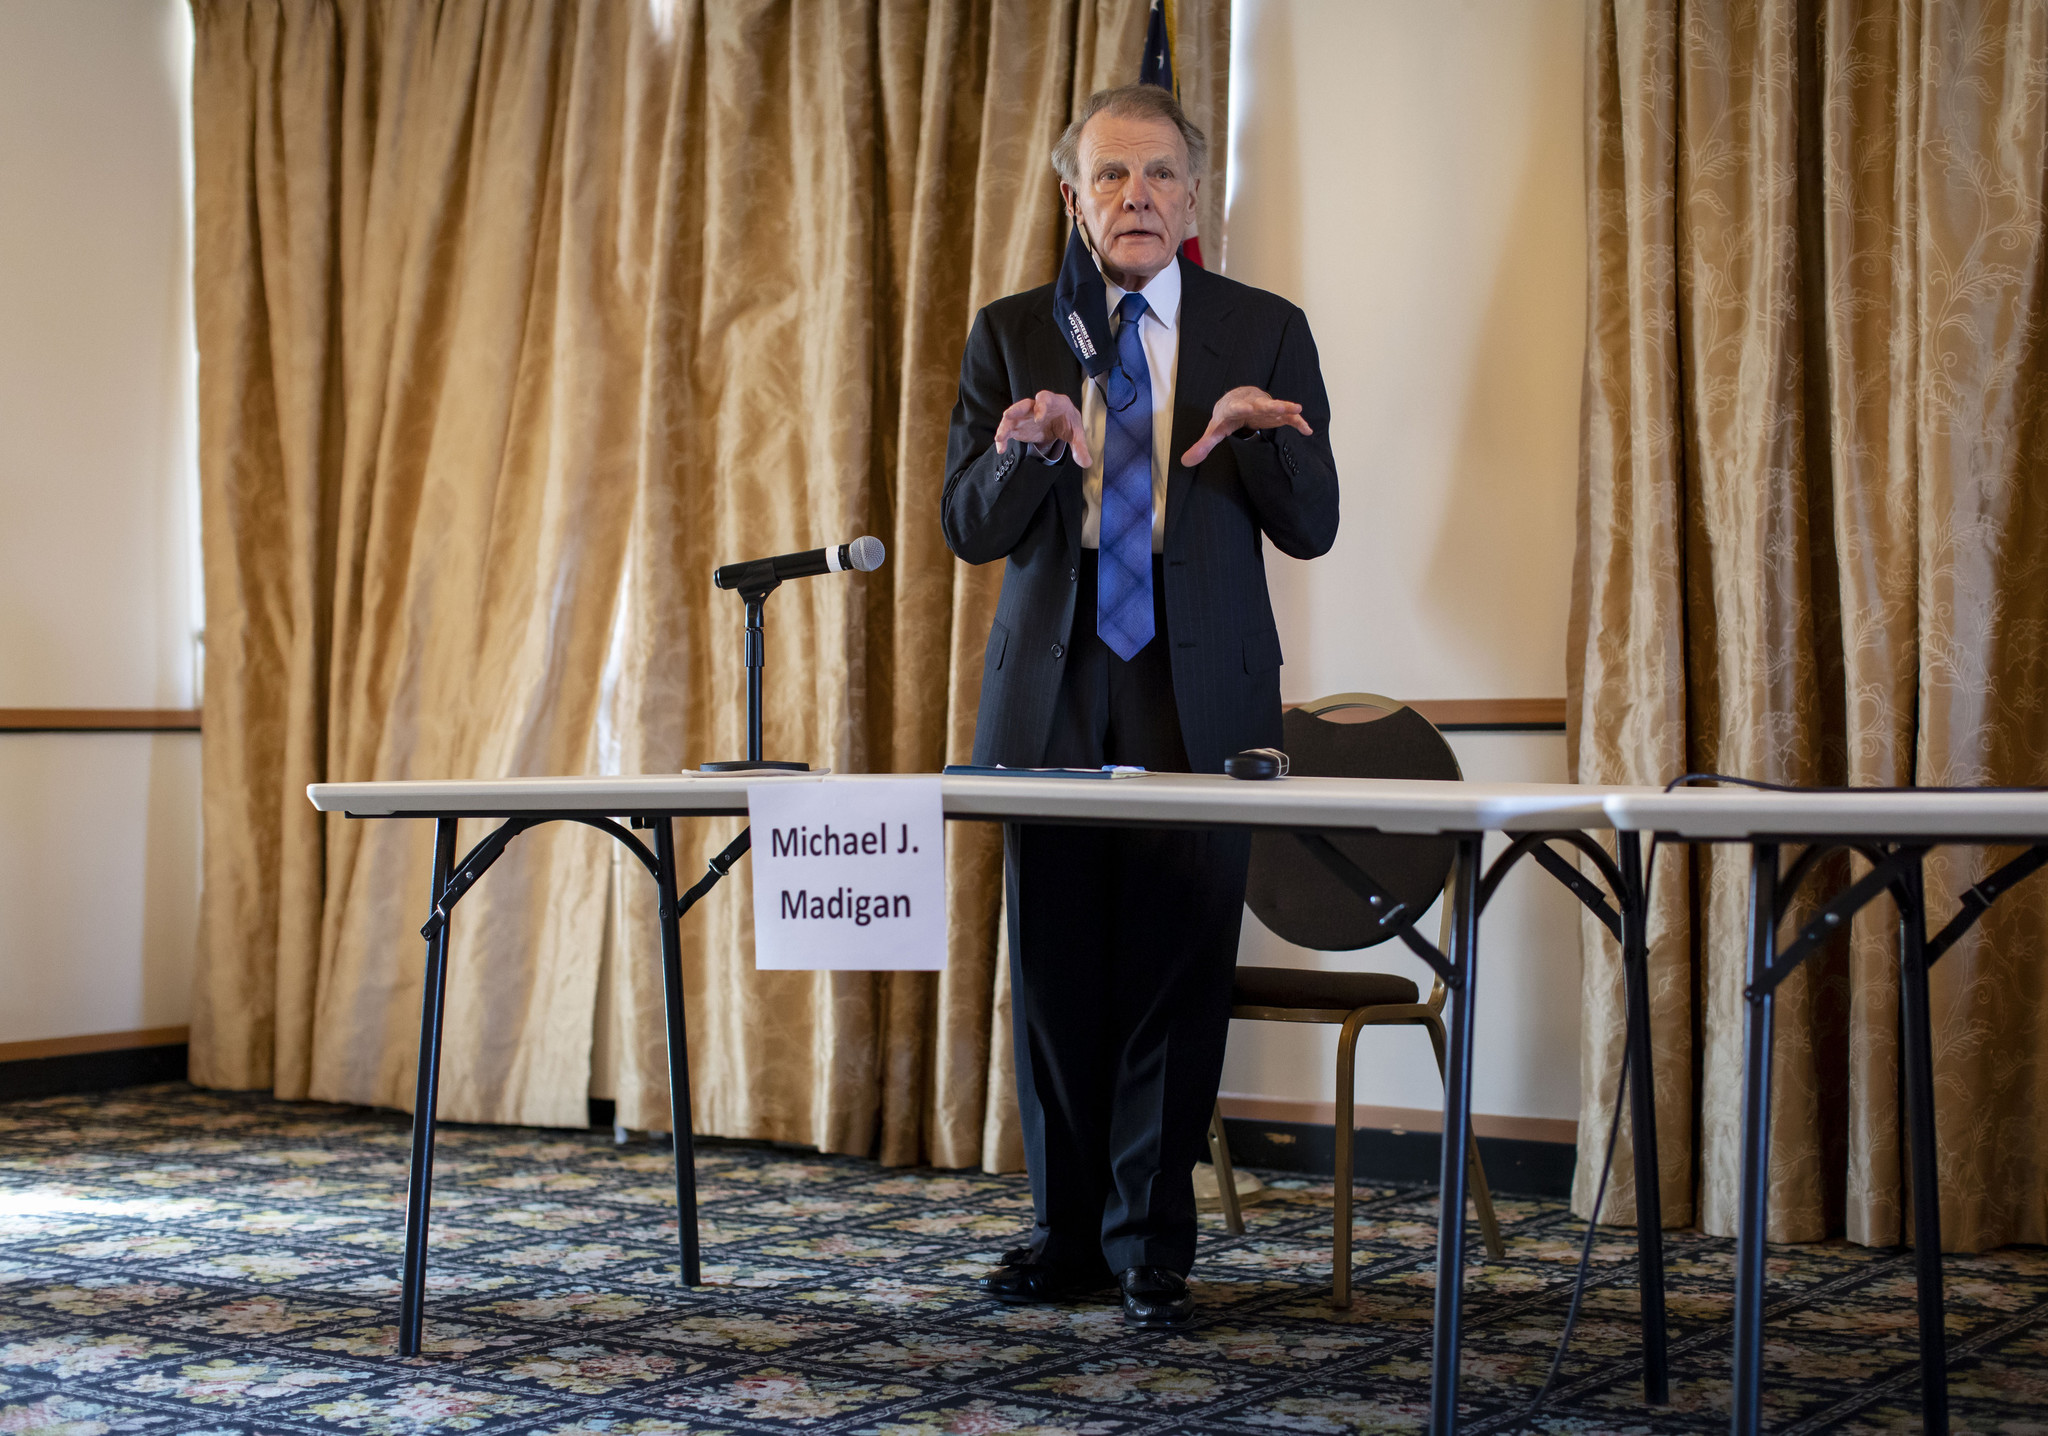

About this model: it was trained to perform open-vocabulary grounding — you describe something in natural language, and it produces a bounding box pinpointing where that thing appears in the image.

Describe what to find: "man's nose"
[1121,175,1154,210]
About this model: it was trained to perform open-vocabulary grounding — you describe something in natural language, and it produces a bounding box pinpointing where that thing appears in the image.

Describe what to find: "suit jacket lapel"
[1024,308,1087,552]
[1166,258,1234,545]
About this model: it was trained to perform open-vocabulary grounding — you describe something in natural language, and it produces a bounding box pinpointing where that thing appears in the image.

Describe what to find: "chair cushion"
[1231,966,1420,1013]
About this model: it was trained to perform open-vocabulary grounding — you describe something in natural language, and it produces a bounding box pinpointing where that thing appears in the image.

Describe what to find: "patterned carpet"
[0,1086,2043,1435]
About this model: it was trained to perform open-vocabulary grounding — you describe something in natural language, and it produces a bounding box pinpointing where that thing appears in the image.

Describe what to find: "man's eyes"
[1094,167,1180,184]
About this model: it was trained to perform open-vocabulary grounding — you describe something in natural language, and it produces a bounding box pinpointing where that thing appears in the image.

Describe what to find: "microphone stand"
[700,572,809,773]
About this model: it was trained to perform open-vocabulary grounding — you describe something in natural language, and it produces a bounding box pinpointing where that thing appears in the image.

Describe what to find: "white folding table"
[1603,787,2048,1436]
[309,771,1669,1435]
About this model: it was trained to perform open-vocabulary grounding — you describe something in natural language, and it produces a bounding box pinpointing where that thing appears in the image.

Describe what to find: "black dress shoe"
[979,1256,1114,1305]
[1119,1266,1195,1327]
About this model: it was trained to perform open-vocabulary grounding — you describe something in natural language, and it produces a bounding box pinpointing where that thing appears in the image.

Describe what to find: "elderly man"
[941,84,1339,1327]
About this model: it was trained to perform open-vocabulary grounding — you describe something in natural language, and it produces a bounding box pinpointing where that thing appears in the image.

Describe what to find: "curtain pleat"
[1569,0,1697,1233]
[1574,0,2048,1250]
[192,0,1230,1172]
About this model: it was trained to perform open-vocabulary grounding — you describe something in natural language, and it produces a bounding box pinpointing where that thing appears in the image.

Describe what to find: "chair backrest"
[1243,693,1461,952]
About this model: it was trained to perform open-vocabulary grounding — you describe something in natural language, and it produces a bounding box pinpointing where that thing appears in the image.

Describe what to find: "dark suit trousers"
[1004,553,1251,1276]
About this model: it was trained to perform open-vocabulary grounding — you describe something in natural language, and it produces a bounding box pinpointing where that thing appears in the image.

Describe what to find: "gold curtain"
[1573,0,2048,1249]
[189,0,1229,1171]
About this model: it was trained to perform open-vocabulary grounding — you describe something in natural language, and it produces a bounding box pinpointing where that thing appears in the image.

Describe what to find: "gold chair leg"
[1207,1102,1244,1236]
[1465,1127,1506,1262]
[1333,1016,1364,1309]
[1427,1014,1506,1261]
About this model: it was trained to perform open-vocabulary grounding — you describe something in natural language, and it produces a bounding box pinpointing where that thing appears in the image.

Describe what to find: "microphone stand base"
[699,760,811,773]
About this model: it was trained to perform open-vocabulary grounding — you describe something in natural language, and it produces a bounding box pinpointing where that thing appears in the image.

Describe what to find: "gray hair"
[1051,84,1208,187]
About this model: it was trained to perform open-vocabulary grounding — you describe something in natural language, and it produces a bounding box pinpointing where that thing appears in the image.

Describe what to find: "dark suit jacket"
[941,257,1340,774]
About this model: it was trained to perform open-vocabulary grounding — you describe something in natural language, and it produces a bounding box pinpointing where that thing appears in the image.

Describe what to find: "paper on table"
[940,764,1148,779]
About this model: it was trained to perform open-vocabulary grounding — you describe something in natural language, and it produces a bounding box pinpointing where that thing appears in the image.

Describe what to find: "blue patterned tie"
[1097,293,1154,660]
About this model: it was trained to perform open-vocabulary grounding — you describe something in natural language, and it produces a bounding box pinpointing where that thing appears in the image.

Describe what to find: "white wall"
[1223,0,1588,1128]
[0,0,201,1044]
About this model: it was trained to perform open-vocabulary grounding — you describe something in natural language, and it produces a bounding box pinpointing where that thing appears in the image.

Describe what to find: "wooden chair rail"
[1400,698,1566,731]
[0,708,201,733]
[0,702,1565,737]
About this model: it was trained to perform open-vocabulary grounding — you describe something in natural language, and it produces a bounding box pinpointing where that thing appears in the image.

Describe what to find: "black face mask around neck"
[1052,223,1140,412]
[1053,224,1115,378]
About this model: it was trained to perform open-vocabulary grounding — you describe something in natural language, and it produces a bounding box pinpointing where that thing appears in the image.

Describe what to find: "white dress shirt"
[1035,257,1181,553]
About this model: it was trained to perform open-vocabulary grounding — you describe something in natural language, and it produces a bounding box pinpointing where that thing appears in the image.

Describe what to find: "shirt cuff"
[1029,439,1068,465]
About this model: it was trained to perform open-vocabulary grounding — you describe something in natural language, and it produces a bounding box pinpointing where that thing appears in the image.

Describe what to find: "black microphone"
[714,536,886,593]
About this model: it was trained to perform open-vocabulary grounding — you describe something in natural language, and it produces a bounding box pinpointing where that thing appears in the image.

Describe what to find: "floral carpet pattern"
[0,1086,2043,1434]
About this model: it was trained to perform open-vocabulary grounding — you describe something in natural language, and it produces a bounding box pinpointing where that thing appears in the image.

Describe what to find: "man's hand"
[994,391,1092,469]
[1180,386,1312,467]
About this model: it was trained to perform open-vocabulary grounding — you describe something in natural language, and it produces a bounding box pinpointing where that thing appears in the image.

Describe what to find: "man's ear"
[1058,180,1077,220]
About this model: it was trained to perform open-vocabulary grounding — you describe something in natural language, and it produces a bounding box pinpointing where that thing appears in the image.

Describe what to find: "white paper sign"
[747,777,947,971]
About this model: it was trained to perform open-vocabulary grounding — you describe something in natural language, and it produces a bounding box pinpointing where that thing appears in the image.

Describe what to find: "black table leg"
[1617,830,1670,1404]
[399,817,459,1357]
[1895,852,1949,1435]
[1427,835,1484,1436]
[652,818,703,1286]
[1732,843,1779,1436]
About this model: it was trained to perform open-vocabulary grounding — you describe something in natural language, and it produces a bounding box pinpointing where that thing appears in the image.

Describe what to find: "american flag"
[1139,0,1204,269]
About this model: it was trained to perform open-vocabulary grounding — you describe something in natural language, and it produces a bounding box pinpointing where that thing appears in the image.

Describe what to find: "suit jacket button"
[1068,567,1077,581]
[1051,642,1065,659]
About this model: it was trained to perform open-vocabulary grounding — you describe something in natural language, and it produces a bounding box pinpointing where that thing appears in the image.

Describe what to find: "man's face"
[1061,111,1200,289]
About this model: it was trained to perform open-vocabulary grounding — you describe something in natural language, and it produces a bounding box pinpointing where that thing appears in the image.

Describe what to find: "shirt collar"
[1102,254,1181,336]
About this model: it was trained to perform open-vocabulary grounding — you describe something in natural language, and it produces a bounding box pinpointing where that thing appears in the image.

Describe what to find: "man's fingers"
[1232,399,1302,426]
[996,391,1094,463]
[1032,391,1066,440]
[1241,405,1312,437]
[1037,391,1091,465]
[1181,420,1228,468]
[994,397,1039,453]
[1224,401,1311,434]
